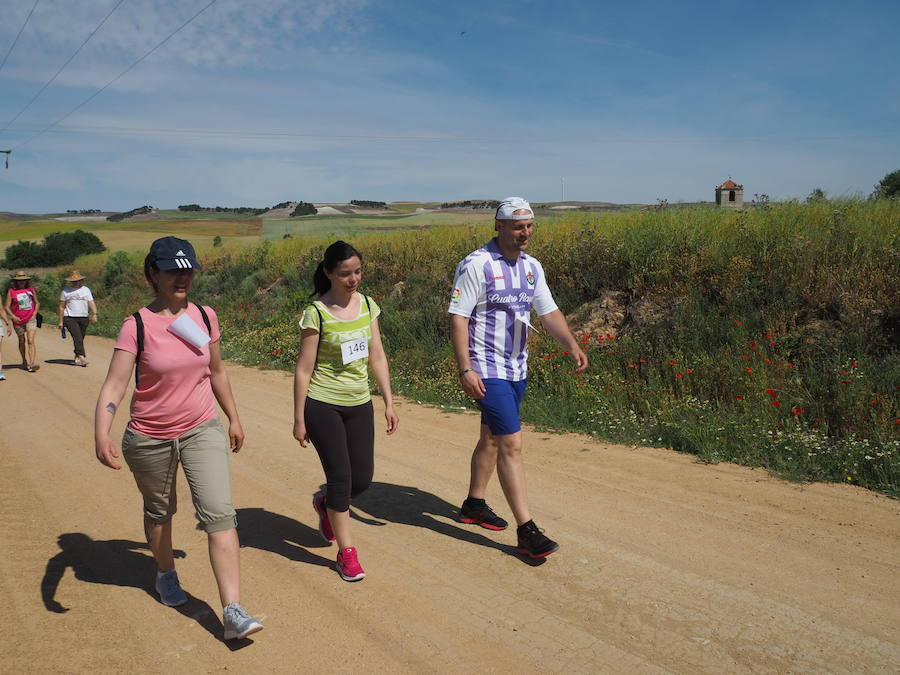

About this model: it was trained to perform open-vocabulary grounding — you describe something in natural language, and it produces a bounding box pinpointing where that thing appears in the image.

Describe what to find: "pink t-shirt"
[9,287,37,324]
[114,304,221,439]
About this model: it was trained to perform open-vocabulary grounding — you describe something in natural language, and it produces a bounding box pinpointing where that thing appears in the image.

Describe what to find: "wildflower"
[562,351,570,355]
[639,357,647,363]
[742,354,751,361]
[735,395,745,401]
[270,309,276,313]
[272,348,282,356]
[766,388,776,397]
[851,361,858,368]
[723,349,731,357]
[786,362,795,367]
[769,341,777,347]
[669,359,677,366]
[735,320,744,327]
[841,380,851,384]
[750,340,757,347]
[839,369,846,374]
[685,368,694,374]
[764,357,772,364]
[791,408,804,416]
[766,333,773,339]
[674,373,683,379]
[543,355,551,360]
[870,400,880,405]
[772,401,781,407]
[745,367,753,373]
[606,333,614,340]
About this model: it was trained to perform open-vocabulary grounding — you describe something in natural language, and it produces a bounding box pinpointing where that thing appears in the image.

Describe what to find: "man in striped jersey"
[449,197,588,559]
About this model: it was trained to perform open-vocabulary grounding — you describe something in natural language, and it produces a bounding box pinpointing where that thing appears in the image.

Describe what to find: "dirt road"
[3,329,898,673]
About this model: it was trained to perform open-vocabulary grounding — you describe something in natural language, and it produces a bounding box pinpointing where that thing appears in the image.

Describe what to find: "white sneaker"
[223,603,263,640]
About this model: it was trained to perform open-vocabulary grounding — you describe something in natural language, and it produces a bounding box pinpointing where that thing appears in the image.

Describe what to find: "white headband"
[495,197,534,220]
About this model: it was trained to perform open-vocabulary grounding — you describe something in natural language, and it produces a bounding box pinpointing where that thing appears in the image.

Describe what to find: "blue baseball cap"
[149,236,202,271]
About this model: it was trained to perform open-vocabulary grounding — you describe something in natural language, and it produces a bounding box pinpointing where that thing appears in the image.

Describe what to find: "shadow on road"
[349,482,541,563]
[236,507,334,569]
[41,533,257,648]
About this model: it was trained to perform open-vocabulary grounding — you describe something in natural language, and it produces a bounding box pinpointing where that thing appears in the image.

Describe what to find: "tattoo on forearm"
[105,403,117,415]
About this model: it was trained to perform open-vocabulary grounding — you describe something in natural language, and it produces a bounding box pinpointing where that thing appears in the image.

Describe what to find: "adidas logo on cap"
[175,250,186,256]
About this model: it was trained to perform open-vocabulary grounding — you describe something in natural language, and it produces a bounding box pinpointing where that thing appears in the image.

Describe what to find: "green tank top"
[299,294,381,406]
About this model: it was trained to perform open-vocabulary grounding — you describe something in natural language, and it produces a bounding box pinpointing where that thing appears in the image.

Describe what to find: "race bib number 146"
[341,337,369,365]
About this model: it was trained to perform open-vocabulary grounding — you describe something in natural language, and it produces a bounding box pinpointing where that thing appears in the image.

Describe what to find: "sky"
[0,0,898,213]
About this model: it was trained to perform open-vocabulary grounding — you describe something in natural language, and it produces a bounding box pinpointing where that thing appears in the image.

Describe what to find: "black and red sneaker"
[458,499,508,531]
[516,521,559,558]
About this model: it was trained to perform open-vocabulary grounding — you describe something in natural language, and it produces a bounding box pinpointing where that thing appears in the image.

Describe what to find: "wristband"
[458,368,473,377]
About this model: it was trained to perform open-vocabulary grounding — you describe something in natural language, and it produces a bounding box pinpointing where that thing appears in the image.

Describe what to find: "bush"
[101,250,139,290]
[2,230,106,267]
[871,169,900,200]
[290,202,317,217]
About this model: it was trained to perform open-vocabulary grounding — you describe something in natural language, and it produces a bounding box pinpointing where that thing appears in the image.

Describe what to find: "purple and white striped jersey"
[448,238,558,381]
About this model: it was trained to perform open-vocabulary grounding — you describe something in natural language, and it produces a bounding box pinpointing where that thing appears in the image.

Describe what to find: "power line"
[3,123,898,145]
[10,0,219,151]
[0,0,41,75]
[0,0,128,134]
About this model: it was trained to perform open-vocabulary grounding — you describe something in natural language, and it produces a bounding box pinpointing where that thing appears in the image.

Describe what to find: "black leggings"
[304,398,375,512]
[64,316,90,357]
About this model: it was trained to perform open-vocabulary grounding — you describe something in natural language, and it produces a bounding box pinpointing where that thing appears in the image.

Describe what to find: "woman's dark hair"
[312,240,363,296]
[143,253,159,293]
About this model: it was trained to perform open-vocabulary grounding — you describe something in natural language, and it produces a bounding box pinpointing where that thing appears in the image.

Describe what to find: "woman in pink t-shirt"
[93,237,263,641]
[6,270,40,372]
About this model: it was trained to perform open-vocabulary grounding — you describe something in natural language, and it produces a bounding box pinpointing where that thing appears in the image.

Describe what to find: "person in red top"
[93,237,263,641]
[7,270,40,372]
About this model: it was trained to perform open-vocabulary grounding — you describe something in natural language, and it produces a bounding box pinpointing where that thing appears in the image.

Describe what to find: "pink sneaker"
[312,492,335,543]
[336,547,366,582]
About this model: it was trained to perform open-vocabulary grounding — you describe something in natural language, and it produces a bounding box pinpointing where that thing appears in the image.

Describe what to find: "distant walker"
[715,178,744,209]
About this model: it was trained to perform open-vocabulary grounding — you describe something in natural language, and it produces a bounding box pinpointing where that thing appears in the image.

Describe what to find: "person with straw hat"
[7,271,40,372]
[58,270,98,367]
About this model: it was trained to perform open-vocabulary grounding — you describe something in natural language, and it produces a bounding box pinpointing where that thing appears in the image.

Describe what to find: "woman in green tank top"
[293,241,399,582]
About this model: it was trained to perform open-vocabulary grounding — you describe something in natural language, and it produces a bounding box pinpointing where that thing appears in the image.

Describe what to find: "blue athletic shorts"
[477,378,527,436]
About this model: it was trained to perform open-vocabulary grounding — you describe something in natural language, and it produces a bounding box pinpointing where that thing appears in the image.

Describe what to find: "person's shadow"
[236,507,334,569]
[41,533,254,648]
[349,482,541,564]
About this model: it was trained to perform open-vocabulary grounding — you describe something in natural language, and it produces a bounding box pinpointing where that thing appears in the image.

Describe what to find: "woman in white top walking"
[58,270,98,366]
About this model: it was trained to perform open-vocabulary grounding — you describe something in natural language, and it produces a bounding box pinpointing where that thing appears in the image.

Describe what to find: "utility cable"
[0,0,127,134]
[0,0,41,75]
[3,123,898,145]
[9,0,218,150]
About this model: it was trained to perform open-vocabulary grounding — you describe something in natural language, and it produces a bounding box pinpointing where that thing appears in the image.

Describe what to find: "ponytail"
[312,261,330,296]
[310,240,363,297]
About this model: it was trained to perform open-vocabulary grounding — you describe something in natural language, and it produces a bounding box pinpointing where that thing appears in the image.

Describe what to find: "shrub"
[290,202,317,217]
[2,230,105,267]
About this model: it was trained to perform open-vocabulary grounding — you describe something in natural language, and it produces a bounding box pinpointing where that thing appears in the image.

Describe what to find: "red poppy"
[674,373,683,379]
[871,400,880,405]
[606,333,614,340]
[745,367,753,373]
[735,395,745,401]
[750,340,757,347]
[272,348,282,356]
[839,369,846,374]
[841,379,851,384]
[766,388,776,397]
[772,401,781,407]
[723,349,731,357]
[562,351,570,355]
[669,359,677,366]
[766,333,773,339]
[786,362,795,367]
[769,341,777,347]
[685,368,694,374]
[735,320,744,327]
[791,407,804,416]
[742,354,751,361]
[543,355,551,360]
[764,357,772,364]
[639,357,647,363]
[851,361,858,368]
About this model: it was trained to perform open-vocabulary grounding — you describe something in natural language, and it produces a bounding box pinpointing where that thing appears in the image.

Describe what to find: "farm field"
[261,210,497,240]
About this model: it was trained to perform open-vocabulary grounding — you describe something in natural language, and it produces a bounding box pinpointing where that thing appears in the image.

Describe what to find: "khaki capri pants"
[122,418,237,533]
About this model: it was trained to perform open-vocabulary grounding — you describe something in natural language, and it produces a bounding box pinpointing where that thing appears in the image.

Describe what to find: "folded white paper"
[168,312,211,349]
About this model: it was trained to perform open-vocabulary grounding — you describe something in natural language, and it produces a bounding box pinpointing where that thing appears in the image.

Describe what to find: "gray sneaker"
[155,570,188,607]
[223,603,263,640]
